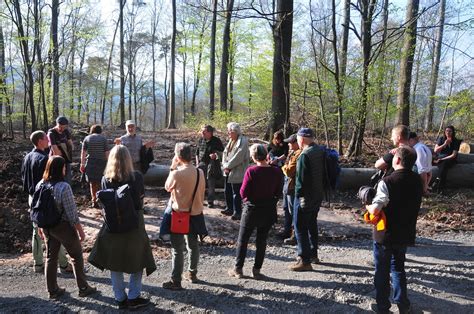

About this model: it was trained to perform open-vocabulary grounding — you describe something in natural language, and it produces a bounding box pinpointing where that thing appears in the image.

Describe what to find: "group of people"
[21,116,462,311]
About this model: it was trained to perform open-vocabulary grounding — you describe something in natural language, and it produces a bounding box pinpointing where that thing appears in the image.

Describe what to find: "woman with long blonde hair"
[88,145,156,310]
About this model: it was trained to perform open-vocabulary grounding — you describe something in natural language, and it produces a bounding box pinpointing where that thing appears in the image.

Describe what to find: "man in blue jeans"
[366,146,422,313]
[289,128,325,271]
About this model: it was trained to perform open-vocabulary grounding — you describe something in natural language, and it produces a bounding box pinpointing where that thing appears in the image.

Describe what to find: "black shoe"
[276,232,291,240]
[231,214,241,221]
[207,202,215,208]
[116,298,128,310]
[127,297,150,309]
[221,209,233,216]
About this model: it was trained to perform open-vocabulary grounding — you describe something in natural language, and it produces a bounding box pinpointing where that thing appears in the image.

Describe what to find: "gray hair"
[175,142,192,162]
[249,144,267,161]
[227,122,241,135]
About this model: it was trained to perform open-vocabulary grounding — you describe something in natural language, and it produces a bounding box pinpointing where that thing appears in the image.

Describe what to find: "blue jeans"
[373,242,410,312]
[110,270,143,302]
[224,177,242,215]
[293,197,319,264]
[283,193,295,236]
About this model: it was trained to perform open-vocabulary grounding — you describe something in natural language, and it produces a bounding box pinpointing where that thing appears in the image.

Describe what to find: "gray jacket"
[222,135,249,184]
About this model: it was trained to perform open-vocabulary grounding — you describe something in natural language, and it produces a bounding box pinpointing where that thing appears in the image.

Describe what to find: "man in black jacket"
[195,125,224,208]
[21,131,71,274]
[366,146,423,313]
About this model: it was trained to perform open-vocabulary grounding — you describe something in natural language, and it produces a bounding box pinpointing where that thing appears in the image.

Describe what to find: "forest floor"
[0,128,473,313]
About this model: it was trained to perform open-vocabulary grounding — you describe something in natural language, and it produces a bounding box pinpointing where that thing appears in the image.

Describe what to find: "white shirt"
[413,142,432,174]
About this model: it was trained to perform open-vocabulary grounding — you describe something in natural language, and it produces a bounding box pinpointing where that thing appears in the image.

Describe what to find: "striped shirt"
[83,134,108,160]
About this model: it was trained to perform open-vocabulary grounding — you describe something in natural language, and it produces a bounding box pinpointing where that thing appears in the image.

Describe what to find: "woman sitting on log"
[432,125,462,192]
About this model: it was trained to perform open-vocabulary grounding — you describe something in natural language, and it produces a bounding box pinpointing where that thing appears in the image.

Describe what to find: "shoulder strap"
[189,168,200,212]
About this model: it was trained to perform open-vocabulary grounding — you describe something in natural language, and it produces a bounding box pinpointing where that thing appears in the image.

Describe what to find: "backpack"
[97,182,138,233]
[321,146,341,191]
[30,182,64,228]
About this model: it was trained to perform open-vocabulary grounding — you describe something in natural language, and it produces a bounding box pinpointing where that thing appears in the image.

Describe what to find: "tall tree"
[33,0,48,129]
[345,0,377,157]
[167,0,176,128]
[269,0,293,136]
[396,0,419,126]
[119,0,126,126]
[425,0,445,131]
[50,0,59,119]
[209,0,218,118]
[150,0,162,131]
[190,17,208,115]
[8,0,37,131]
[219,0,235,112]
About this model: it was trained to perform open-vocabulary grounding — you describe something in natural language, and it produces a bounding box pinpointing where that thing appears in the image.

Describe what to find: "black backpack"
[97,182,138,233]
[31,182,64,228]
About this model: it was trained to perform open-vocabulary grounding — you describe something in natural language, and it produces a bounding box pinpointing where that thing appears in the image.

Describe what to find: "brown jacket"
[165,164,205,215]
[281,149,302,192]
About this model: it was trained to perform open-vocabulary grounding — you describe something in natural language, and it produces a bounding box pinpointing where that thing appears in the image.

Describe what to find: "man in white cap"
[117,120,154,171]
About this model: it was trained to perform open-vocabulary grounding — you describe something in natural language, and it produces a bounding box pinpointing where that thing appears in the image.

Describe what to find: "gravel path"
[1,189,473,313]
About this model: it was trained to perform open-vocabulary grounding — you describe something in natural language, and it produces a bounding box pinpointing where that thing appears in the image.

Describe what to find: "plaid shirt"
[36,180,79,226]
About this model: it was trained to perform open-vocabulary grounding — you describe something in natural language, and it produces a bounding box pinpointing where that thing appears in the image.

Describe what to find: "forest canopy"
[0,0,472,156]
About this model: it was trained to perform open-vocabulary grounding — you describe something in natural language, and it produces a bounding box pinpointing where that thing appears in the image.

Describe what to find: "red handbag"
[170,169,200,234]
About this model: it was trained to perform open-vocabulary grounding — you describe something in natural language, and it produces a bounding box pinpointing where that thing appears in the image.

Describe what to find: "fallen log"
[459,142,474,154]
[456,153,474,164]
[143,163,474,190]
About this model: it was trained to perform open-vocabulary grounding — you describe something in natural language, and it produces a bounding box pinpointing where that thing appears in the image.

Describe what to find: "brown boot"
[289,257,313,272]
[228,267,243,279]
[183,271,198,283]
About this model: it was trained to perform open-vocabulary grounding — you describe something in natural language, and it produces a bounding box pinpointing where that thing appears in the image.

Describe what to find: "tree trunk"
[396,0,419,126]
[270,0,293,136]
[191,22,206,115]
[338,0,350,153]
[345,0,376,157]
[50,0,59,119]
[0,25,8,126]
[219,0,234,112]
[425,0,445,131]
[119,0,126,126]
[209,0,218,118]
[167,0,176,129]
[11,0,37,131]
[33,1,48,129]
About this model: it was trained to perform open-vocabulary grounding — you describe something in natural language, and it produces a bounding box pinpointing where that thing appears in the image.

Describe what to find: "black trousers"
[437,159,456,189]
[235,222,271,270]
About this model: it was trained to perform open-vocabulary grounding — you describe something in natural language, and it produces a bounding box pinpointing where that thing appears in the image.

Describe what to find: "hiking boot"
[49,287,66,299]
[78,285,97,297]
[311,255,320,264]
[283,235,297,245]
[128,297,150,309]
[368,303,391,313]
[252,267,265,280]
[183,271,198,283]
[231,214,241,221]
[221,209,233,216]
[162,280,183,290]
[228,267,243,279]
[34,264,44,274]
[116,298,128,310]
[289,258,313,272]
[59,263,74,274]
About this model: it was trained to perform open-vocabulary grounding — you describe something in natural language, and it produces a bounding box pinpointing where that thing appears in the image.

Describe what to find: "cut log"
[459,142,474,154]
[456,153,474,164]
[144,163,474,190]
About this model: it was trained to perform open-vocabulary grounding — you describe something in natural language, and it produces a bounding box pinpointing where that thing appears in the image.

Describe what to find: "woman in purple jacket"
[228,144,283,279]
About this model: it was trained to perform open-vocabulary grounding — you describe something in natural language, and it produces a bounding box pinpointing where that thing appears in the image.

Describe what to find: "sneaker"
[34,264,44,274]
[288,258,313,272]
[221,209,233,216]
[59,263,74,274]
[162,280,183,290]
[49,287,66,299]
[207,202,215,208]
[128,297,150,309]
[78,285,97,297]
[369,303,391,313]
[228,267,243,279]
[283,236,297,245]
[252,267,265,280]
[183,271,198,283]
[116,298,128,310]
[231,214,241,221]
